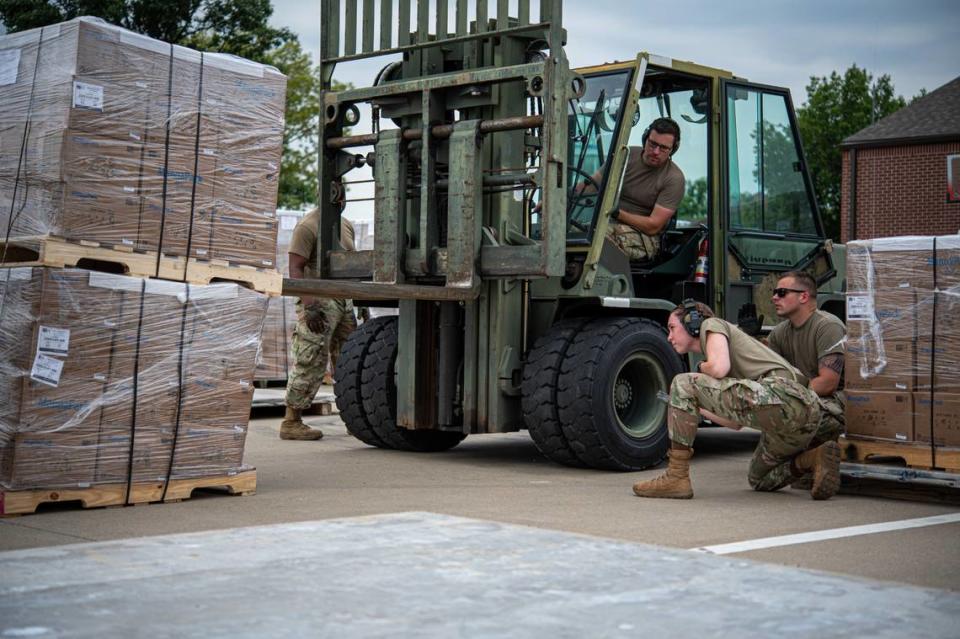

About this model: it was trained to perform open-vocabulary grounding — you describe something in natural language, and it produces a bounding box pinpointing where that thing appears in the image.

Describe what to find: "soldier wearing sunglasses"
[767,271,846,451]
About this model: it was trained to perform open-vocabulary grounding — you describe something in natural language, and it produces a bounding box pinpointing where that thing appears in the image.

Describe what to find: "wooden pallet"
[0,468,256,517]
[934,447,960,474]
[157,257,282,296]
[839,436,935,469]
[0,235,177,278]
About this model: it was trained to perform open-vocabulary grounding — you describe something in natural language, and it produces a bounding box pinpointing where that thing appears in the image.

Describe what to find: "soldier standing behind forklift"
[767,271,846,450]
[281,212,358,440]
[631,301,841,500]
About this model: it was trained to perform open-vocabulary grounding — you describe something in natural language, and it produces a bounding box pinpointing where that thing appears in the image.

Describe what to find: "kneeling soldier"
[632,301,841,500]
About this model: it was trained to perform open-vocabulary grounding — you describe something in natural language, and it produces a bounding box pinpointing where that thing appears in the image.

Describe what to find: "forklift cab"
[559,56,835,321]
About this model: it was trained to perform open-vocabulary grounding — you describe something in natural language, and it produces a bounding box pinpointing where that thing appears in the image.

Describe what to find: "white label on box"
[129,132,142,141]
[73,81,104,111]
[37,326,70,355]
[135,81,149,89]
[93,373,107,382]
[280,216,298,231]
[123,186,136,193]
[195,248,208,256]
[31,353,65,388]
[847,295,873,321]
[261,259,273,266]
[202,148,217,156]
[0,48,21,86]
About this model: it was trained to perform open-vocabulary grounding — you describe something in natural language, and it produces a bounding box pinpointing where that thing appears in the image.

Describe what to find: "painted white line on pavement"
[690,512,960,555]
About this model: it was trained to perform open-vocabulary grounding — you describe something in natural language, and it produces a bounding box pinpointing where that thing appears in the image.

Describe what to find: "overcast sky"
[276,0,959,104]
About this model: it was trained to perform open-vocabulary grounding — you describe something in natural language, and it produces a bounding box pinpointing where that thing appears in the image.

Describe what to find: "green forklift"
[289,0,845,469]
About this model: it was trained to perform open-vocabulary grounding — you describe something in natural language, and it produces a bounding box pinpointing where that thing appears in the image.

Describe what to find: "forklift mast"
[299,0,577,433]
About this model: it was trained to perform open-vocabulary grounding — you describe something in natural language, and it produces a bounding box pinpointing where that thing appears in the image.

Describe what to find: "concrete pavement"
[2,401,959,591]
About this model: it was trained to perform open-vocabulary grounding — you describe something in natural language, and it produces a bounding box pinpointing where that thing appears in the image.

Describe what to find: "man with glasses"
[601,117,685,260]
[632,301,841,500]
[767,271,846,452]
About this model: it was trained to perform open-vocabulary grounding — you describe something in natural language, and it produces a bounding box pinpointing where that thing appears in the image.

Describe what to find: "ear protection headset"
[680,298,703,338]
[641,117,681,156]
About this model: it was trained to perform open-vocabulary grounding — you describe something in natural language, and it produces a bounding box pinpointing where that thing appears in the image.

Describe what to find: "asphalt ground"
[2,395,959,592]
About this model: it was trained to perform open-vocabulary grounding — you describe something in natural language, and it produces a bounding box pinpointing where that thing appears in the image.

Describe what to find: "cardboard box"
[932,235,960,289]
[913,392,960,447]
[0,18,284,260]
[845,289,918,342]
[845,338,916,392]
[845,390,915,442]
[0,267,269,489]
[846,237,935,292]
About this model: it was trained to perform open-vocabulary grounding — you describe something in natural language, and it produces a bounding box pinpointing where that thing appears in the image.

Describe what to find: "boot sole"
[632,486,693,499]
[811,441,841,500]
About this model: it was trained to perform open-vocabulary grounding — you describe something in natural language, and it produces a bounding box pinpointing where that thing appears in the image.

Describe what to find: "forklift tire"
[334,317,392,448]
[557,317,684,471]
[362,317,467,452]
[521,318,591,467]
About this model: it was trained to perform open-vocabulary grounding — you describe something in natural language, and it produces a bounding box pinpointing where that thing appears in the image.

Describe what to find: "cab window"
[726,86,816,235]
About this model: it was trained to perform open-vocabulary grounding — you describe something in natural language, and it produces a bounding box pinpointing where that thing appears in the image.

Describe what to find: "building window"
[949,154,960,203]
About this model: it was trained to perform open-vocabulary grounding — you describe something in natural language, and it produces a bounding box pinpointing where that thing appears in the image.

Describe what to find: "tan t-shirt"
[288,209,356,279]
[767,310,845,382]
[699,317,805,385]
[617,146,685,215]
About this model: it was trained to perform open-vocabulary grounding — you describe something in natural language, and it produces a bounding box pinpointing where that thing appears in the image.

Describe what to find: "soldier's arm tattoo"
[819,353,844,375]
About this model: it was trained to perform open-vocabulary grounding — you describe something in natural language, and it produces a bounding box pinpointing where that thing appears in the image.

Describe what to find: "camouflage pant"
[606,222,659,260]
[811,392,845,446]
[285,298,356,410]
[668,372,820,492]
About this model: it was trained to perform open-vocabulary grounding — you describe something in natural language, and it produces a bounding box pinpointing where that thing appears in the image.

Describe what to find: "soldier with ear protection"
[632,300,840,501]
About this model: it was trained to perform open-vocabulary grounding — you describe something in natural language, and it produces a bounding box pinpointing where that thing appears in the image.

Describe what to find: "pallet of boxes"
[843,236,960,493]
[0,17,287,515]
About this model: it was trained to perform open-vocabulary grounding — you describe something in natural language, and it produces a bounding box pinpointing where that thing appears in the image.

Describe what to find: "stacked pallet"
[0,17,286,291]
[844,235,960,472]
[0,18,287,514]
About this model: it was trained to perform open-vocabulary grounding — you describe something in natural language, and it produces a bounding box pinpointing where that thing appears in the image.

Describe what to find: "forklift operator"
[589,117,686,261]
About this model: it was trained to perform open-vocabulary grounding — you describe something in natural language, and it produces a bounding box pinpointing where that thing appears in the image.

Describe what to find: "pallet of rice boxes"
[0,16,286,270]
[845,235,960,458]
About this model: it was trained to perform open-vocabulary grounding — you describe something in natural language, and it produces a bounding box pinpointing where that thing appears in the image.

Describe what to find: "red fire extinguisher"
[694,239,709,284]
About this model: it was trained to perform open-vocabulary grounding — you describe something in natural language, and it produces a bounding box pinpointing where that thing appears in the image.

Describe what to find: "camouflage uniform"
[286,298,355,410]
[668,371,820,491]
[284,211,358,412]
[607,222,659,260]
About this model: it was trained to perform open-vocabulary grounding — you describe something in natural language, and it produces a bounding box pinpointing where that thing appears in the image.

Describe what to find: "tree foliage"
[796,65,908,241]
[0,0,326,209]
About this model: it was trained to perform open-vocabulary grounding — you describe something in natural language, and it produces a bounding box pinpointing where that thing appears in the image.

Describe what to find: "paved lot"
[2,402,959,591]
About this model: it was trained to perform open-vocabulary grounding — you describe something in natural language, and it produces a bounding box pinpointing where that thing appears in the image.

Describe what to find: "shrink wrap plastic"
[845,235,960,446]
[0,17,286,269]
[0,267,268,489]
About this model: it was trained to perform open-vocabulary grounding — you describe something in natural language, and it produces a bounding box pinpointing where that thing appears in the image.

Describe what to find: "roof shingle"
[842,75,960,147]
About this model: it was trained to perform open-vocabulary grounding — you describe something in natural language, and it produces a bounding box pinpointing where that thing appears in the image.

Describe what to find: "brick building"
[840,76,960,243]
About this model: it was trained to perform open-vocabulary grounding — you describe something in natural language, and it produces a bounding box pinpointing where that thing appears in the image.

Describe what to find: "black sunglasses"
[772,287,806,298]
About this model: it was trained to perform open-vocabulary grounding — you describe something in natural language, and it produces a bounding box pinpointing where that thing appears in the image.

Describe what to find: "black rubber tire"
[521,318,591,467]
[333,317,391,448]
[557,317,684,470]
[361,316,467,452]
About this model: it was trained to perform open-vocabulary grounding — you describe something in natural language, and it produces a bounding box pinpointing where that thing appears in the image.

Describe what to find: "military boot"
[792,441,841,500]
[280,407,324,440]
[632,448,694,499]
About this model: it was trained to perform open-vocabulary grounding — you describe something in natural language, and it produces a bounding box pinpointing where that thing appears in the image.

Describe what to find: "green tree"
[796,65,907,241]
[0,0,324,209]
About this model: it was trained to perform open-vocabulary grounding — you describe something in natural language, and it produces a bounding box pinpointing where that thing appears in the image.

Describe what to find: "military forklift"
[289,0,845,470]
